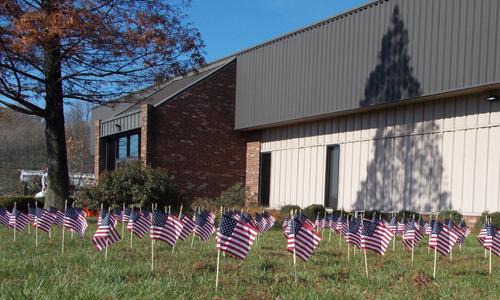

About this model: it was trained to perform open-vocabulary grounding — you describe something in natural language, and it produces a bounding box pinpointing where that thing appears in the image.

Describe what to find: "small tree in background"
[0,1,205,209]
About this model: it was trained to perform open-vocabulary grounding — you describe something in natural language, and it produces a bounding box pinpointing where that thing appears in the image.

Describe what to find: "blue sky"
[187,0,370,62]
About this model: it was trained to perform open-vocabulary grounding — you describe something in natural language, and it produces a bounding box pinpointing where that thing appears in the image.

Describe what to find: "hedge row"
[0,196,43,211]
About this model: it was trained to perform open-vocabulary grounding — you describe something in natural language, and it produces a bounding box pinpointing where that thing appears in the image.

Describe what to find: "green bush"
[280,205,301,216]
[437,210,462,224]
[76,162,179,210]
[190,182,246,212]
[0,196,43,211]
[476,212,500,230]
[302,204,326,220]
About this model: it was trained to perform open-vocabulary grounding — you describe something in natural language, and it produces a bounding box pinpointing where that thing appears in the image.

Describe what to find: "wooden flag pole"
[411,214,415,265]
[130,204,134,248]
[328,213,332,243]
[215,248,221,292]
[347,215,350,262]
[322,211,327,238]
[121,203,125,238]
[27,203,31,235]
[13,202,16,242]
[70,202,75,240]
[191,207,198,248]
[361,215,368,277]
[290,211,298,283]
[339,210,343,247]
[151,204,155,272]
[35,201,38,248]
[393,213,396,252]
[172,205,183,254]
[489,217,492,275]
[220,206,226,258]
[105,236,109,262]
[61,200,67,254]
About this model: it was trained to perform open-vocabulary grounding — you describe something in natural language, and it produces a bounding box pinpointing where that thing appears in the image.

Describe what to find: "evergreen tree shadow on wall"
[354,6,449,213]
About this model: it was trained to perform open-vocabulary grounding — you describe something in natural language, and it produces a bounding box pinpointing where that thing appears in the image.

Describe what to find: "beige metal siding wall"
[261,92,500,215]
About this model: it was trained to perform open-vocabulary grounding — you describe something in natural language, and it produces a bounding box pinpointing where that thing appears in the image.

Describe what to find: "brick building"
[92,58,247,199]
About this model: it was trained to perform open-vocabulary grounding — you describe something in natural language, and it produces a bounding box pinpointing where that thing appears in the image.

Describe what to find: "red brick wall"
[245,133,261,205]
[148,61,247,200]
[94,120,103,178]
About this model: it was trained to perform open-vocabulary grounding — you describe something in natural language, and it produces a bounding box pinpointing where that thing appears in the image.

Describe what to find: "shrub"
[76,162,179,210]
[280,205,301,215]
[476,212,500,230]
[438,210,462,224]
[302,204,326,220]
[190,182,247,212]
[0,196,43,211]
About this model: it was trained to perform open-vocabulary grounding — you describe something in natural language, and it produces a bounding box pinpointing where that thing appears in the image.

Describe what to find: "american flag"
[396,217,406,235]
[336,215,345,234]
[477,222,488,246]
[328,214,338,230]
[345,218,361,248]
[0,207,12,228]
[9,207,30,231]
[287,215,321,261]
[34,207,56,233]
[282,217,290,237]
[483,224,500,256]
[429,221,458,256]
[447,220,465,247]
[254,213,266,232]
[314,213,324,229]
[340,216,349,238]
[112,208,122,222]
[150,210,181,246]
[127,209,150,238]
[360,219,394,256]
[262,212,276,231]
[216,212,258,260]
[194,210,215,241]
[403,218,424,250]
[63,207,88,237]
[49,207,65,227]
[28,206,36,224]
[425,219,435,236]
[388,216,397,234]
[459,219,471,242]
[92,210,121,251]
[122,207,132,223]
[179,213,196,241]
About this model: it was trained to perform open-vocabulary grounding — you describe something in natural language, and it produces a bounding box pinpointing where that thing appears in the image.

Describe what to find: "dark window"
[117,137,128,159]
[105,140,116,171]
[259,152,272,207]
[324,145,340,209]
[129,134,139,158]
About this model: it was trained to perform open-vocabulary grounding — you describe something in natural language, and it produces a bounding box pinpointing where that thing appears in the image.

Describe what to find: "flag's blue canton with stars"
[150,210,169,243]
[360,219,394,256]
[447,219,465,247]
[92,210,121,251]
[346,218,361,248]
[287,215,321,261]
[483,224,500,256]
[127,209,150,238]
[216,213,257,260]
[194,210,215,241]
[112,208,122,222]
[64,207,88,237]
[0,207,12,228]
[429,221,458,256]
[34,207,55,233]
[403,219,424,250]
[254,213,265,232]
[459,219,471,240]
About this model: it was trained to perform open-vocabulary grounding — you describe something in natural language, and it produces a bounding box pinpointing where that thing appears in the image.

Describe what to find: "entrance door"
[259,152,271,207]
[324,145,340,209]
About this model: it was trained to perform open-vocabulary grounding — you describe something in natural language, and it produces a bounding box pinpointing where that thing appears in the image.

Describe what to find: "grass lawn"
[0,222,498,299]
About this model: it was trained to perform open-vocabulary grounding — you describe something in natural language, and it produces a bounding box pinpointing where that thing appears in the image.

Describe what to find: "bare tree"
[0,1,205,208]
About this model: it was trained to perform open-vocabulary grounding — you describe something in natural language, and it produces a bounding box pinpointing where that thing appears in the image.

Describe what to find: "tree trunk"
[43,0,69,210]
